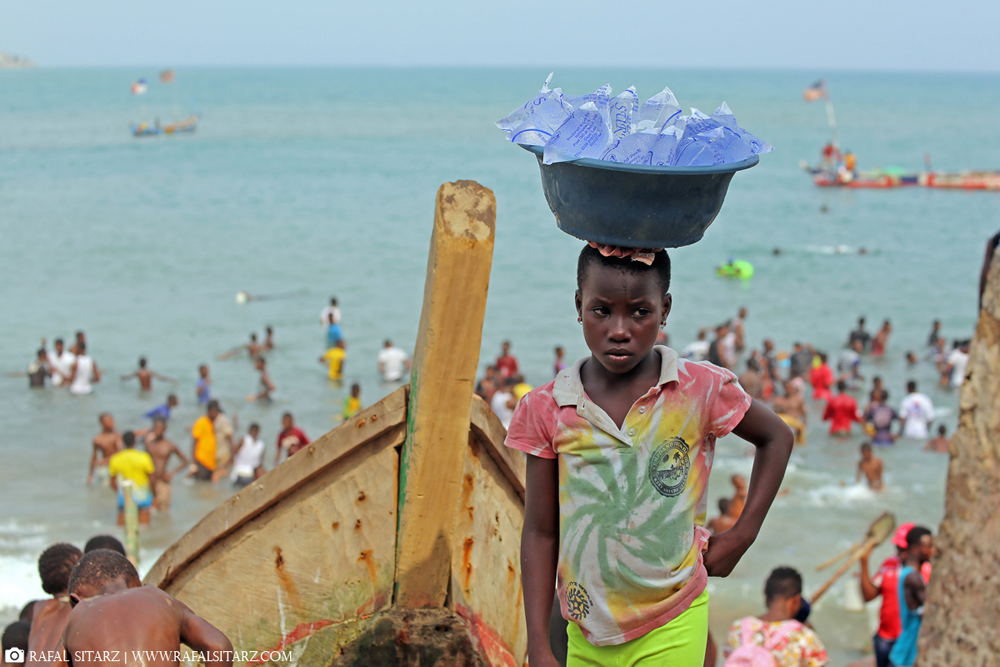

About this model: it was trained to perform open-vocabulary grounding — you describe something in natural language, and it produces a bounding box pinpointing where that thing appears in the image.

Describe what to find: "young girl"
[506,246,793,666]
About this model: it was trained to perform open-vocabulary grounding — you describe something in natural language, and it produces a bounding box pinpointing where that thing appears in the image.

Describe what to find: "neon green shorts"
[567,589,709,666]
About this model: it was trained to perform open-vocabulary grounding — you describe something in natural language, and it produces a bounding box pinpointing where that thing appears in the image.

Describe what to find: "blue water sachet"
[498,76,772,166]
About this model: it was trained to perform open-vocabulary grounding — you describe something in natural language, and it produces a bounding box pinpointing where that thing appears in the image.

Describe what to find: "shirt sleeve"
[707,366,752,438]
[504,389,557,459]
[801,628,829,667]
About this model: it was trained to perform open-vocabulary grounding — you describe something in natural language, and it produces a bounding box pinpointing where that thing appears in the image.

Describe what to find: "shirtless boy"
[140,418,189,511]
[120,358,175,391]
[88,414,122,486]
[707,498,737,534]
[63,550,233,667]
[857,443,884,490]
[27,543,81,667]
[925,425,950,453]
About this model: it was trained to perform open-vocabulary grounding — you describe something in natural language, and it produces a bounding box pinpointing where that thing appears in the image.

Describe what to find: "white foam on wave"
[802,481,896,507]
[0,554,46,620]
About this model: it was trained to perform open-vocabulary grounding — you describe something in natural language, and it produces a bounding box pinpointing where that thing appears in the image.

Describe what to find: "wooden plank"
[144,387,408,589]
[450,433,527,667]
[469,395,525,501]
[166,436,400,665]
[395,181,497,609]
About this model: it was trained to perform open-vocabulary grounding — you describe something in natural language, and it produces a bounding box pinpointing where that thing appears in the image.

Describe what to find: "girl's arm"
[704,399,793,577]
[521,455,561,667]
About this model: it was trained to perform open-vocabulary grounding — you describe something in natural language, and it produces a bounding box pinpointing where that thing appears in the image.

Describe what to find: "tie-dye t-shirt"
[506,346,751,646]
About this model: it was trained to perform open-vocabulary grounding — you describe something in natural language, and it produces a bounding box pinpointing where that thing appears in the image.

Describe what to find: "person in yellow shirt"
[319,339,346,381]
[108,431,155,526]
[189,400,219,482]
[341,383,362,420]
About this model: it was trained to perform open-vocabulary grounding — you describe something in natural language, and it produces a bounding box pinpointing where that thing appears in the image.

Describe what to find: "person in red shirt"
[274,412,310,465]
[858,523,932,667]
[822,380,861,435]
[810,352,834,401]
[495,340,519,379]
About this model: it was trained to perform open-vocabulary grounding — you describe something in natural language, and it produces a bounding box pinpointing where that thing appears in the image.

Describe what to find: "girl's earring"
[577,317,583,324]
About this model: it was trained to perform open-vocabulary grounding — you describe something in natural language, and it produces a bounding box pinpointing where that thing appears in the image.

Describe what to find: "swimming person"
[924,425,950,453]
[320,339,346,381]
[46,338,74,387]
[67,342,100,395]
[88,413,123,486]
[264,325,275,351]
[141,417,189,512]
[108,431,154,526]
[249,356,275,403]
[342,383,362,420]
[218,333,263,360]
[143,394,179,422]
[274,412,310,465]
[899,381,934,439]
[64,550,233,667]
[856,443,884,491]
[506,246,792,666]
[231,423,265,488]
[496,340,519,379]
[320,297,342,336]
[864,390,899,446]
[27,348,50,388]
[120,357,175,391]
[377,339,410,382]
[196,364,212,406]
[190,401,219,482]
[26,543,82,667]
[822,381,862,436]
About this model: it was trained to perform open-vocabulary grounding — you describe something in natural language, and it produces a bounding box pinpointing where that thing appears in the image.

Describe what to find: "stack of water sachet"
[497,74,773,167]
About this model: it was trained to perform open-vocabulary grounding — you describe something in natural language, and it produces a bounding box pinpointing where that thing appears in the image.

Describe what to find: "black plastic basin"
[524,144,758,248]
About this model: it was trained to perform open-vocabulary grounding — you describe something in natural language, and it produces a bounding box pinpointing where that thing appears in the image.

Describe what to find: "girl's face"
[575,263,671,375]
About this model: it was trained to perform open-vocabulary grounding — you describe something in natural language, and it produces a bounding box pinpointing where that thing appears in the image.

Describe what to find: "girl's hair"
[576,245,671,294]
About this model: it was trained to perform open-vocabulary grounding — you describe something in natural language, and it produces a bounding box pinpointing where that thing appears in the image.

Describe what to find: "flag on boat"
[131,79,148,95]
[159,69,175,83]
[803,80,826,102]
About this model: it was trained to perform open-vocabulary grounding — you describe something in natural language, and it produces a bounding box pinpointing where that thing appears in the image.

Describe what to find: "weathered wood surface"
[917,247,1000,667]
[145,387,407,588]
[450,428,526,667]
[168,437,400,665]
[395,180,497,609]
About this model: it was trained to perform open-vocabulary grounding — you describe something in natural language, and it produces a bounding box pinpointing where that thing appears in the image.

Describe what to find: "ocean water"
[2,67,998,663]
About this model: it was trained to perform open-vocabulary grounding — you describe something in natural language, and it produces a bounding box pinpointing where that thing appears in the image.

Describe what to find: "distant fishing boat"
[130,114,199,138]
[801,80,1000,191]
[805,164,1000,190]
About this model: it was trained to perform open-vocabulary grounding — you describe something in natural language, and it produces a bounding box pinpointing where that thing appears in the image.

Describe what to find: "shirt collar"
[552,346,679,408]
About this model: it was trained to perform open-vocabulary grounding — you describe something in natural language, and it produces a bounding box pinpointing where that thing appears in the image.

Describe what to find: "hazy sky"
[3,0,999,71]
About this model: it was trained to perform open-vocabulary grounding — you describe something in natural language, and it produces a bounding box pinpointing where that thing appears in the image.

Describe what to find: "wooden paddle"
[810,512,895,604]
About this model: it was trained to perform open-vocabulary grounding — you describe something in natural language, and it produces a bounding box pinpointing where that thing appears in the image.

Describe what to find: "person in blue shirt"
[144,394,179,422]
[889,526,934,667]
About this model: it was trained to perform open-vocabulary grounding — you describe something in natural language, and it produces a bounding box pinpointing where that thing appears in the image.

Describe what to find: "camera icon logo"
[5,647,25,663]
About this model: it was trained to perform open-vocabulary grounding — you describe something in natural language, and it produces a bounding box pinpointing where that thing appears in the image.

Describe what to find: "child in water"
[506,246,793,665]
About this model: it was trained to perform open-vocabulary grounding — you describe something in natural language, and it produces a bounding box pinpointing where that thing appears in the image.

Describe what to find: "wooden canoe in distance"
[144,181,528,666]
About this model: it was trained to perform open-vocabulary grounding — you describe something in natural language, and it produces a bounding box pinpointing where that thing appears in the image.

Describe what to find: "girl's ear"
[662,293,673,320]
[575,290,583,318]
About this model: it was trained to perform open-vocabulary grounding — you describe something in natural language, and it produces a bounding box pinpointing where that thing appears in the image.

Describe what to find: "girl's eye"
[592,307,609,316]
[634,308,651,317]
